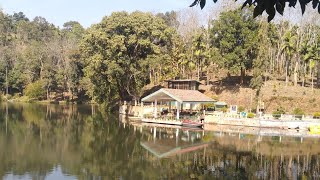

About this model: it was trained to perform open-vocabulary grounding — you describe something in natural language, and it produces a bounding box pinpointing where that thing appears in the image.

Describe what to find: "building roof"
[141,88,216,103]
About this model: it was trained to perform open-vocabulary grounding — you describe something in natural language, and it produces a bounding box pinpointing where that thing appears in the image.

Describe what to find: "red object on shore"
[182,119,204,128]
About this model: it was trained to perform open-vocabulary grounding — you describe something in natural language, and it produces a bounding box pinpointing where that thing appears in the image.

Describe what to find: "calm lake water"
[0,103,320,180]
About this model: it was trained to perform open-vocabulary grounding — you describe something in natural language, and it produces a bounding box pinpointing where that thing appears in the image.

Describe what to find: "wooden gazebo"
[141,88,216,120]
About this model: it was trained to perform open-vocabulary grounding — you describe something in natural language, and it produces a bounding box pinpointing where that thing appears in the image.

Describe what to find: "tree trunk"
[264,69,268,86]
[317,62,320,88]
[154,69,157,85]
[302,63,306,87]
[276,49,282,74]
[182,66,185,78]
[285,60,289,86]
[197,61,200,81]
[240,67,245,85]
[293,60,298,86]
[68,87,72,102]
[5,66,8,96]
[47,88,50,100]
[116,78,126,101]
[206,69,209,85]
[312,70,314,91]
[149,70,152,85]
[159,66,162,84]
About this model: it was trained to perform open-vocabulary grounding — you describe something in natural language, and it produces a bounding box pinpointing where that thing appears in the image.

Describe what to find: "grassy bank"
[201,80,320,115]
[0,94,95,105]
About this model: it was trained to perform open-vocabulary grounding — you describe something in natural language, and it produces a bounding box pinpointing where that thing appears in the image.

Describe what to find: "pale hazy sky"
[0,0,193,27]
[0,0,318,28]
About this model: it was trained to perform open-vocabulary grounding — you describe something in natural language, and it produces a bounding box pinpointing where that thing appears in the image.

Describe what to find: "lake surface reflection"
[0,103,320,179]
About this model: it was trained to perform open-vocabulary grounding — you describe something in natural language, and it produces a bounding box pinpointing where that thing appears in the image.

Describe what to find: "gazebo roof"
[140,140,209,158]
[141,88,216,103]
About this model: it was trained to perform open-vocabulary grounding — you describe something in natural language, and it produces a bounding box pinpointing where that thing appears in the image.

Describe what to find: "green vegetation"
[0,9,320,109]
[0,12,86,103]
[293,108,305,119]
[314,112,320,119]
[238,106,245,113]
[272,107,286,119]
[81,12,178,105]
[204,103,215,110]
[221,106,228,113]
[247,112,255,118]
[211,8,259,84]
[24,80,46,100]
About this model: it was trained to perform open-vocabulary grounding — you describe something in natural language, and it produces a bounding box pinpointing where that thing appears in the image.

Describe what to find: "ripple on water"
[46,165,77,180]
[3,166,77,180]
[3,172,32,180]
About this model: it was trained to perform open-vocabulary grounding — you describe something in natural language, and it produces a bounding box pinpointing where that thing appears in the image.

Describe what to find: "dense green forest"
[0,8,320,107]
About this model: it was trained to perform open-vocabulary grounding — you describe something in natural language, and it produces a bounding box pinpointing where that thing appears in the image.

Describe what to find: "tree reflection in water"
[0,103,319,179]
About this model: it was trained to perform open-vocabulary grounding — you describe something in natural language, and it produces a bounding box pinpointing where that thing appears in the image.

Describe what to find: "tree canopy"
[81,11,180,106]
[0,9,320,108]
[210,8,259,84]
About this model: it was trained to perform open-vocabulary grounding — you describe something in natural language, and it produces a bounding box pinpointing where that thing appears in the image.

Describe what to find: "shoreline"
[1,98,97,105]
[124,116,320,138]
[205,116,319,130]
[124,113,320,134]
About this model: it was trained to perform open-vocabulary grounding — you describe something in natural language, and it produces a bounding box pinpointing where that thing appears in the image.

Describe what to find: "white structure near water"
[140,88,216,120]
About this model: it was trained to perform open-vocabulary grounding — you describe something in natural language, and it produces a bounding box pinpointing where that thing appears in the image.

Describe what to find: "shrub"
[314,112,320,119]
[222,106,228,113]
[24,80,46,100]
[238,106,245,113]
[293,108,305,116]
[211,95,219,101]
[309,98,316,103]
[204,103,215,111]
[247,112,255,118]
[4,94,12,100]
[293,108,304,119]
[13,93,21,99]
[280,96,293,101]
[16,96,34,103]
[272,107,286,119]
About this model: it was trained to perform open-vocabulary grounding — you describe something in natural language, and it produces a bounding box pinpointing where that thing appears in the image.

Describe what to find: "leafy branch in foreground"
[190,0,320,21]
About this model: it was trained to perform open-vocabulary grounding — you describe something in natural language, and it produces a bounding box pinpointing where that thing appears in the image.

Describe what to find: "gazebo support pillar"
[154,99,158,118]
[176,101,180,120]
[153,127,157,140]
[140,102,144,118]
[176,128,179,146]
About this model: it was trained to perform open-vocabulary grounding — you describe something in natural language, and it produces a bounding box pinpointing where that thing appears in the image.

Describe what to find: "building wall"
[168,81,199,90]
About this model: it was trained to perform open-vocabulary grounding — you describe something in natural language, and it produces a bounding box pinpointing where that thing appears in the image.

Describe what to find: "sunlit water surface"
[0,103,320,179]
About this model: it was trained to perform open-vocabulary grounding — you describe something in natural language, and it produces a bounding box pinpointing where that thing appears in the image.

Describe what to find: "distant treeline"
[0,8,320,107]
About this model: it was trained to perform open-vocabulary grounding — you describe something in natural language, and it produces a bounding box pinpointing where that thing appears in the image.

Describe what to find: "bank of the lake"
[0,94,96,105]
